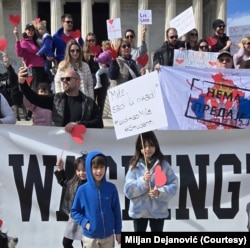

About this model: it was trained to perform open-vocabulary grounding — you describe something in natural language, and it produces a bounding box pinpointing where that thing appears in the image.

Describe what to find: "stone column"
[21,0,33,31]
[50,0,63,35]
[216,0,227,22]
[193,0,203,38]
[165,0,176,33]
[0,0,5,38]
[109,0,121,46]
[81,0,93,38]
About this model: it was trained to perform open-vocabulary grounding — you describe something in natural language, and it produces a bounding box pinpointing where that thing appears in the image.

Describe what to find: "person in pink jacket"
[14,23,49,91]
[23,83,52,126]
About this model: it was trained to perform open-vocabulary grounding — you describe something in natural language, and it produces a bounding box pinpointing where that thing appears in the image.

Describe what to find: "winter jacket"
[124,159,178,219]
[15,39,44,67]
[20,82,103,128]
[71,151,122,239]
[95,50,112,65]
[52,27,84,63]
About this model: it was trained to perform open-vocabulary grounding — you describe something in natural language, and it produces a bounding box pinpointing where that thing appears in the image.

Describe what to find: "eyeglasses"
[87,39,95,42]
[126,35,134,39]
[169,35,178,39]
[190,33,198,37]
[64,20,73,24]
[199,45,208,49]
[60,77,79,82]
[70,49,80,53]
[219,25,225,28]
[121,44,131,49]
[218,58,231,63]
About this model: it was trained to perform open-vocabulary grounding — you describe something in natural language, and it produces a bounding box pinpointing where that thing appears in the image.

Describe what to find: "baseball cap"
[25,23,35,30]
[217,51,232,60]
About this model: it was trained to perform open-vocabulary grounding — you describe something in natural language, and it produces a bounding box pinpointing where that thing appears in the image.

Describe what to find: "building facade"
[0,0,227,69]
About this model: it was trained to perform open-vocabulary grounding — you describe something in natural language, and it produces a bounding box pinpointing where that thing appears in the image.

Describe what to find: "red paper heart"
[108,19,114,25]
[90,45,101,54]
[70,30,81,39]
[0,219,3,228]
[137,54,149,67]
[208,61,217,66]
[9,14,21,27]
[61,34,72,44]
[155,165,167,187]
[34,18,40,23]
[206,37,217,46]
[0,39,8,52]
[71,124,86,143]
[176,58,184,64]
[26,76,33,85]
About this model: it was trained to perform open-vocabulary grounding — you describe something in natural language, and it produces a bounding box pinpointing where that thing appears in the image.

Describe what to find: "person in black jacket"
[18,67,103,131]
[153,27,185,70]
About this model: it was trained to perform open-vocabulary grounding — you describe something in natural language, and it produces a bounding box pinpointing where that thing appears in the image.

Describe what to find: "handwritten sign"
[108,72,168,139]
[170,6,195,37]
[173,49,219,68]
[106,18,122,40]
[138,10,152,25]
[228,24,250,54]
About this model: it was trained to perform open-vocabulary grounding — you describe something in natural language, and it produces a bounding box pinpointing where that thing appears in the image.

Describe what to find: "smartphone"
[25,68,32,77]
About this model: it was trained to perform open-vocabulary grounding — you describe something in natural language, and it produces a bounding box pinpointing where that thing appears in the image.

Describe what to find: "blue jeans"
[44,59,54,83]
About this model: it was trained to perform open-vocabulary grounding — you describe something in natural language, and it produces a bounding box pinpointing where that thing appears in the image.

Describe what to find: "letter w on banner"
[159,66,250,130]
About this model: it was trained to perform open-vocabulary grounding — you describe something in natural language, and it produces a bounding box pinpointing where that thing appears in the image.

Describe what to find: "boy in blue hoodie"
[71,151,121,248]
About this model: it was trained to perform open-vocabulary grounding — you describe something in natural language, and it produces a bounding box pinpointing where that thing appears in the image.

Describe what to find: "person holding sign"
[153,28,185,69]
[124,131,178,232]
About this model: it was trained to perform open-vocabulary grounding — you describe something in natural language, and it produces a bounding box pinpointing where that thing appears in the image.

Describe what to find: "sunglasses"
[121,44,131,49]
[199,45,208,49]
[219,25,225,28]
[64,20,73,24]
[218,58,231,63]
[70,49,80,53]
[246,42,250,45]
[190,33,198,37]
[87,39,95,42]
[126,35,134,39]
[169,35,178,39]
[60,77,79,82]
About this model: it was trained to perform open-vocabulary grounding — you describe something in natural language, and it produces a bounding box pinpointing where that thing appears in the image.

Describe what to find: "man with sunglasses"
[208,19,231,53]
[18,68,103,130]
[153,27,185,70]
[52,14,84,63]
[216,51,234,69]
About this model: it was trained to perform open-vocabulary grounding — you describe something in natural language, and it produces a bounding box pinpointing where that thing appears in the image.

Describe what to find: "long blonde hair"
[59,39,83,71]
[83,32,97,63]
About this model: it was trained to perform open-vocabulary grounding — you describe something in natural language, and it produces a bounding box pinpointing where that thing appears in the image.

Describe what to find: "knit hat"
[25,23,35,30]
[212,19,225,30]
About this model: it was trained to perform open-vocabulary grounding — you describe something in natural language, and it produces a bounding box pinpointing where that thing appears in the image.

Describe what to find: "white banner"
[0,125,249,247]
[159,66,250,130]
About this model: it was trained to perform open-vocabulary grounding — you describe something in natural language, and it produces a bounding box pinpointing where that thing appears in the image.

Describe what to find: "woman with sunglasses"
[233,36,250,68]
[195,39,209,52]
[83,32,109,116]
[185,29,199,50]
[54,40,94,99]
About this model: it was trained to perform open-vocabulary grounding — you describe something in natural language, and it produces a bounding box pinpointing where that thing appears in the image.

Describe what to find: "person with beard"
[153,27,185,70]
[18,68,103,130]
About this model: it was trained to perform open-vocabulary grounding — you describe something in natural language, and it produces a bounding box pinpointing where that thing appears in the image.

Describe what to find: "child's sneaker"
[94,82,102,89]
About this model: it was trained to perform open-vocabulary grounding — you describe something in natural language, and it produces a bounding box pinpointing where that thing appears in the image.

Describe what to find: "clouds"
[227,13,250,28]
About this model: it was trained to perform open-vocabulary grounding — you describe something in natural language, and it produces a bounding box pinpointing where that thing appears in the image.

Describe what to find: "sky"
[227,0,250,27]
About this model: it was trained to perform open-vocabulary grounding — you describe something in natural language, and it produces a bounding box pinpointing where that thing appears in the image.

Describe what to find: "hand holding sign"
[9,14,21,27]
[70,124,86,143]
[155,165,167,187]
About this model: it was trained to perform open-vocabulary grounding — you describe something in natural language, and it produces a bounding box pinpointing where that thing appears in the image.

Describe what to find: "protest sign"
[107,18,122,40]
[138,9,152,25]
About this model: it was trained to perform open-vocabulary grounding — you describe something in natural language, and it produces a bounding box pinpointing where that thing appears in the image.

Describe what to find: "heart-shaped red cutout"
[137,54,149,67]
[155,165,167,187]
[108,19,114,25]
[0,39,8,52]
[0,219,3,228]
[26,76,33,85]
[61,34,72,44]
[206,37,217,46]
[9,14,21,26]
[34,17,40,23]
[71,124,86,143]
[90,45,101,55]
[70,30,81,39]
[208,61,217,66]
[176,58,184,64]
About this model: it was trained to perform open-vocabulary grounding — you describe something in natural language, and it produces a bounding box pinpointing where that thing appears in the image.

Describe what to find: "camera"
[25,68,33,77]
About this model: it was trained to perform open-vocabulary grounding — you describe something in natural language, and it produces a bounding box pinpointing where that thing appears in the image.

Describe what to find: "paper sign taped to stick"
[107,18,122,40]
[138,10,152,25]
[170,6,195,37]
[108,71,168,139]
